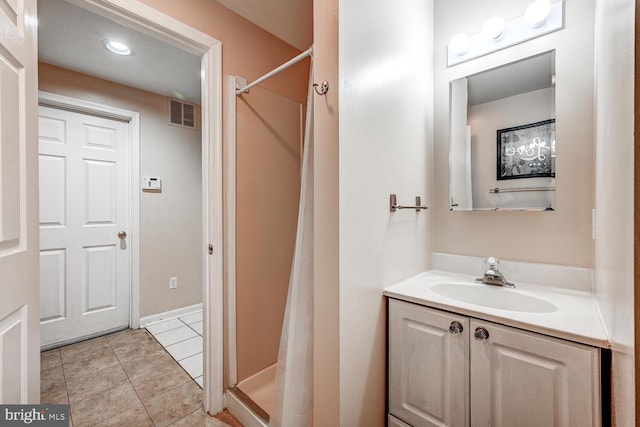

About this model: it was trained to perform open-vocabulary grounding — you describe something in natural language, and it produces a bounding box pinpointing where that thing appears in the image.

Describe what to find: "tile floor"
[145,311,204,387]
[40,328,242,427]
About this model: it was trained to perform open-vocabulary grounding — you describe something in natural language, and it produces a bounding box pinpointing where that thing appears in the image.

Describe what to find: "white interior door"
[0,0,40,404]
[39,105,131,347]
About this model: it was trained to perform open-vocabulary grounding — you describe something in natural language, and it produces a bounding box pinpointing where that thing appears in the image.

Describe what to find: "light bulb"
[483,17,505,40]
[525,0,552,28]
[449,33,470,56]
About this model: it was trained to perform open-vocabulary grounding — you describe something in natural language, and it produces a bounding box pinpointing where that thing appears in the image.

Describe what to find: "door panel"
[83,244,117,312]
[470,320,600,427]
[0,306,26,403]
[38,155,66,226]
[38,115,66,144]
[388,299,469,427]
[0,56,21,246]
[84,123,117,149]
[84,159,116,224]
[39,105,130,347]
[39,249,66,321]
[0,0,39,404]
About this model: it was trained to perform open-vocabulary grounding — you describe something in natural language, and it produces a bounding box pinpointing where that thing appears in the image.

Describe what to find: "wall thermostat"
[142,176,162,192]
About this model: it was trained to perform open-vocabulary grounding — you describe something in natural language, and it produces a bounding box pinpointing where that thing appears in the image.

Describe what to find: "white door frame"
[60,0,224,414]
[38,90,141,335]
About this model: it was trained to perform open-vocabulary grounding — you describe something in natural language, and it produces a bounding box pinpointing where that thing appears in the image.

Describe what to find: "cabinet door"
[470,320,600,427]
[389,299,469,427]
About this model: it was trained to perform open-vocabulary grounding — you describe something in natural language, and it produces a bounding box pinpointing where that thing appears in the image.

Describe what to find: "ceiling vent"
[169,98,196,129]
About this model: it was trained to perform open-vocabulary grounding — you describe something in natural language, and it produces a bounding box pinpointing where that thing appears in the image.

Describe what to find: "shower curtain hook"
[313,80,329,96]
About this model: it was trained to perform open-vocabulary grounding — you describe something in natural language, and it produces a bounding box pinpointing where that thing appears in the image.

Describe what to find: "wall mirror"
[449,50,556,211]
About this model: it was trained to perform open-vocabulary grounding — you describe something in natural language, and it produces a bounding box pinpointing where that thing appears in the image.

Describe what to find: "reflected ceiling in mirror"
[449,51,556,211]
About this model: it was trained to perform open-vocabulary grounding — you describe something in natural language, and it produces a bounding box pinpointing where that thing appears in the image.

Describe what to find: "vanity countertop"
[384,270,610,348]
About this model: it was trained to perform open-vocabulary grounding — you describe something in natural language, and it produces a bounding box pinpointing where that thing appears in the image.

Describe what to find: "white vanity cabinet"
[388,299,602,427]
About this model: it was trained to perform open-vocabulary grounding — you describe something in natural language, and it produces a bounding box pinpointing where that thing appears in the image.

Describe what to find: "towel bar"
[390,194,428,212]
[489,186,556,193]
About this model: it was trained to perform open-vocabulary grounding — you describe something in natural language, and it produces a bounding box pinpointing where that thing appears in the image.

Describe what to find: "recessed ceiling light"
[102,40,133,56]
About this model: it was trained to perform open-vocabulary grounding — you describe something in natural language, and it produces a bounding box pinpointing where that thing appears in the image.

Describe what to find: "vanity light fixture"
[483,17,505,41]
[447,0,563,66]
[525,0,552,28]
[449,33,470,56]
[102,40,133,56]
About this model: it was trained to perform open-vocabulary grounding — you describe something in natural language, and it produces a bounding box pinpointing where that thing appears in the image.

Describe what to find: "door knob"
[118,231,127,239]
[474,327,490,341]
[448,321,464,335]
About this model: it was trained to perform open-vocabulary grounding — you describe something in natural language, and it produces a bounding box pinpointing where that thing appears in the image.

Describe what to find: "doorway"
[36,0,224,414]
[38,97,137,348]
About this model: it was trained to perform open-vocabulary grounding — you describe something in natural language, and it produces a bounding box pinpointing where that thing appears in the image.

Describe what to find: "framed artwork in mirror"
[497,119,555,180]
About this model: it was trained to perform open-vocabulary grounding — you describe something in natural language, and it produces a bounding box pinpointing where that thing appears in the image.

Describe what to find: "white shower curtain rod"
[236,47,313,96]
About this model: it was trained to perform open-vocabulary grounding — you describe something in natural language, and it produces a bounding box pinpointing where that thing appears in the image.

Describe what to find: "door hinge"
[208,244,213,255]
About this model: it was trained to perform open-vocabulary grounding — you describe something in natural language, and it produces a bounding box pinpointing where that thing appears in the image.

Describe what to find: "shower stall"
[226,48,314,426]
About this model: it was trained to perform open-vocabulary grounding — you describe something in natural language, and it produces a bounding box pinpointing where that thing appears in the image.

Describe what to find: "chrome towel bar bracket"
[390,194,428,212]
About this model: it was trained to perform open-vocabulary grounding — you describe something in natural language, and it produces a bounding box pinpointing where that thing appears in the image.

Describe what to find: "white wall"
[433,0,596,267]
[338,0,433,425]
[593,0,635,424]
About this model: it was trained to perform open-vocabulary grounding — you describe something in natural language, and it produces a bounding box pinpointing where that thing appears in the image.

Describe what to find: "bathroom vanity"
[384,270,610,427]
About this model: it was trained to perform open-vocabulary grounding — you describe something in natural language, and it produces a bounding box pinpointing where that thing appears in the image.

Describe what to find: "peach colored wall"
[38,62,203,318]
[235,87,301,382]
[313,0,340,425]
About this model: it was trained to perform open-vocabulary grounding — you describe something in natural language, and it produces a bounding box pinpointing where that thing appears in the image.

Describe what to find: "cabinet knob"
[448,321,464,335]
[474,327,490,341]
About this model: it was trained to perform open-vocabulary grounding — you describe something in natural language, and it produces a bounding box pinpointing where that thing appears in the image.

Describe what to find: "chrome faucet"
[475,257,515,288]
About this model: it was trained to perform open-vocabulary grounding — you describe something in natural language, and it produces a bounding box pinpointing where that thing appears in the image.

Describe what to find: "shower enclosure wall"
[227,64,309,424]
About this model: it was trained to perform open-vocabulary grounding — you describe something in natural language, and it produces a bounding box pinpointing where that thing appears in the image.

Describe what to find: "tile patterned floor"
[145,311,204,387]
[40,328,242,427]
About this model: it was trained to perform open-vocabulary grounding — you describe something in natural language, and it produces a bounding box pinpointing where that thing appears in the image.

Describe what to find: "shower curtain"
[270,59,314,427]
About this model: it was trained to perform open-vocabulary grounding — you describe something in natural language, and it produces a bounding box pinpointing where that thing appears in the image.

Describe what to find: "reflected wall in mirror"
[449,50,556,211]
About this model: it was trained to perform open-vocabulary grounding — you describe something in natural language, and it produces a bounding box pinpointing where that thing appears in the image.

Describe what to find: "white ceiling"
[467,52,555,107]
[38,0,202,103]
[215,0,312,51]
[37,0,312,105]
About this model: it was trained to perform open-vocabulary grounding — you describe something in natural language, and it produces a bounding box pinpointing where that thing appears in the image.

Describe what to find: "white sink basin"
[431,283,557,313]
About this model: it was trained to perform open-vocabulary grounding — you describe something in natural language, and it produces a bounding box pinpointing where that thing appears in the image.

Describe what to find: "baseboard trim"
[139,303,203,328]
[40,325,129,351]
